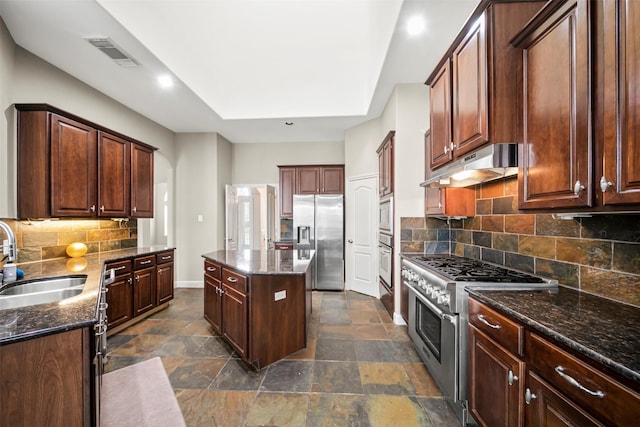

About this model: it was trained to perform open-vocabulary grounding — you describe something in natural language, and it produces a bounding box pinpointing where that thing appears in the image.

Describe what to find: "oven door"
[407,284,458,401]
[378,243,392,287]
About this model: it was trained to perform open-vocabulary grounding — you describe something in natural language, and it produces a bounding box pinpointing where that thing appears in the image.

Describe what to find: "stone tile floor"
[105,288,461,427]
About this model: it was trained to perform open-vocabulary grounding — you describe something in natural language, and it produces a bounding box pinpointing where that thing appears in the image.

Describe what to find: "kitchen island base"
[203,250,313,370]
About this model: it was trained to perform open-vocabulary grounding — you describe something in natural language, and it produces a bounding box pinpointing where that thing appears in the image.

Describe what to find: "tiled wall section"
[400,176,640,307]
[0,218,137,265]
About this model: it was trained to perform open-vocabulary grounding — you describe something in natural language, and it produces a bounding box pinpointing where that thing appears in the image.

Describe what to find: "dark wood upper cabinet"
[514,0,592,210]
[49,114,98,217]
[278,167,296,218]
[16,104,155,219]
[424,130,475,217]
[296,167,322,194]
[598,0,640,206]
[377,131,394,197]
[98,131,130,217]
[426,1,545,172]
[452,19,487,157]
[278,165,344,218]
[131,142,154,218]
[429,62,454,170]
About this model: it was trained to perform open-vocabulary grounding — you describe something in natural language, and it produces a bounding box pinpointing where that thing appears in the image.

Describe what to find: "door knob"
[348,239,353,243]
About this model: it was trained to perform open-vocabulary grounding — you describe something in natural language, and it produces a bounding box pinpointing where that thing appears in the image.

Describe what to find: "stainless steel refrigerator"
[293,194,344,290]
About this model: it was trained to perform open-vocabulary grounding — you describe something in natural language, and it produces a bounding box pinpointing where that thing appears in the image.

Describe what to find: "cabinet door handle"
[554,366,605,398]
[600,176,614,193]
[161,256,172,260]
[477,314,501,329]
[113,265,127,271]
[227,277,238,283]
[573,180,586,195]
[507,370,519,386]
[207,267,217,272]
[525,388,537,405]
[140,260,152,265]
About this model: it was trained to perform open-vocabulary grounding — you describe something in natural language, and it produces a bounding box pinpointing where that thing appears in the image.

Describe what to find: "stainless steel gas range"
[401,254,558,426]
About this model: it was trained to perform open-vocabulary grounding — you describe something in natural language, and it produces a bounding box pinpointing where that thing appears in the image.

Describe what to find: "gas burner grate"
[409,255,544,284]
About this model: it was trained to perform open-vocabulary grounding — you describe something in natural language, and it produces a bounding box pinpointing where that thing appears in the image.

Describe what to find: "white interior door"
[345,174,378,297]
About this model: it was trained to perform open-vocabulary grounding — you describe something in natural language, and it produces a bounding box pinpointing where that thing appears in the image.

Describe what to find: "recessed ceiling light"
[157,75,174,89]
[407,16,425,36]
[285,122,294,126]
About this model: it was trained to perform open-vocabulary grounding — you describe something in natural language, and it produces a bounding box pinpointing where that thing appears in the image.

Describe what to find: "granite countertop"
[466,286,640,386]
[202,249,315,275]
[0,246,174,346]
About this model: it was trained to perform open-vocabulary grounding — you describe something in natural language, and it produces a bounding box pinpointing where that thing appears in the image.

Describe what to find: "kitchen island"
[202,249,314,369]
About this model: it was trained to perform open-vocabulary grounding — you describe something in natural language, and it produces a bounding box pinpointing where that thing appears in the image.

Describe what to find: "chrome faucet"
[0,220,17,262]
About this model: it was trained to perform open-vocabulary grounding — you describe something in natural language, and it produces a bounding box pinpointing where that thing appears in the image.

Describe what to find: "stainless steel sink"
[0,275,87,310]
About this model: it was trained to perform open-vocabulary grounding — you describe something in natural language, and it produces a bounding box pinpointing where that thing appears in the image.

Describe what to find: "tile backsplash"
[401,176,640,307]
[0,218,137,266]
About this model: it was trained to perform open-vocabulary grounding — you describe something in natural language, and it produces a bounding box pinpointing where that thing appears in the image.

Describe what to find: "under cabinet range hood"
[421,143,519,188]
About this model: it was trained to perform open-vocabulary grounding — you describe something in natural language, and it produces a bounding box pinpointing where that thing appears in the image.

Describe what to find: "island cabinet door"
[222,285,248,359]
[204,274,222,333]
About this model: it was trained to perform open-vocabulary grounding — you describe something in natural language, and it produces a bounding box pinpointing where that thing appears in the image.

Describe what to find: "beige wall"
[0,17,16,218]
[175,133,232,283]
[231,140,344,184]
[344,117,381,179]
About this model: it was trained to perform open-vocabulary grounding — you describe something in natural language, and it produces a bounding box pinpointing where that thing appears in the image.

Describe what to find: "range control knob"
[437,292,450,306]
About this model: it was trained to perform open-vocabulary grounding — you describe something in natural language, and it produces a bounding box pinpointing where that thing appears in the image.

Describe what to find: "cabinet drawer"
[133,255,156,270]
[156,250,174,264]
[105,259,132,277]
[204,260,221,280]
[526,332,640,427]
[468,298,523,356]
[222,268,248,294]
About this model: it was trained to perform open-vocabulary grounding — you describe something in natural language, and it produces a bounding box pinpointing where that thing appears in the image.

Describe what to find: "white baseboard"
[176,280,203,289]
[393,312,407,325]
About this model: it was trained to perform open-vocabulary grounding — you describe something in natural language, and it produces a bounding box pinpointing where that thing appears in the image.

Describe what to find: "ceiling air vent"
[84,37,139,67]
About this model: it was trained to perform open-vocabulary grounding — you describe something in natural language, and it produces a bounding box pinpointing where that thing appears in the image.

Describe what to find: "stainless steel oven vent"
[84,37,139,67]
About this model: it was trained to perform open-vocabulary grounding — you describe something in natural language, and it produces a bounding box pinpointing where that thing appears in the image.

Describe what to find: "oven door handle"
[407,282,457,324]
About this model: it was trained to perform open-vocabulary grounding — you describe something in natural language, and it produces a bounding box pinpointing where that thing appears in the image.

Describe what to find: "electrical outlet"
[274,290,286,301]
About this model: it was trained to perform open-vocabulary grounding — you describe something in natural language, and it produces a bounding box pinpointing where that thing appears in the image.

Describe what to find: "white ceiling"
[0,0,479,143]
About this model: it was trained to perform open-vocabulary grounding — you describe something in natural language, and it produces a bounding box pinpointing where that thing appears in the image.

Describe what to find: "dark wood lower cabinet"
[0,328,92,426]
[469,326,525,427]
[133,265,156,316]
[222,285,248,358]
[525,371,604,427]
[107,250,175,334]
[469,297,640,427]
[156,262,174,305]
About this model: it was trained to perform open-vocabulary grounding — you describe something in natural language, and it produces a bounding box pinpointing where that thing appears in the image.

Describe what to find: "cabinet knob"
[573,180,586,196]
[507,370,519,386]
[90,205,96,212]
[525,388,537,405]
[600,176,614,193]
[135,275,140,282]
[100,205,105,212]
[127,278,132,285]
[132,207,137,213]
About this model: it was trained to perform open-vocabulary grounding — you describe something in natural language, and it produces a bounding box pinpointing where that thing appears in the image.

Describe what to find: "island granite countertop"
[202,249,314,275]
[466,285,640,387]
[0,246,174,346]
